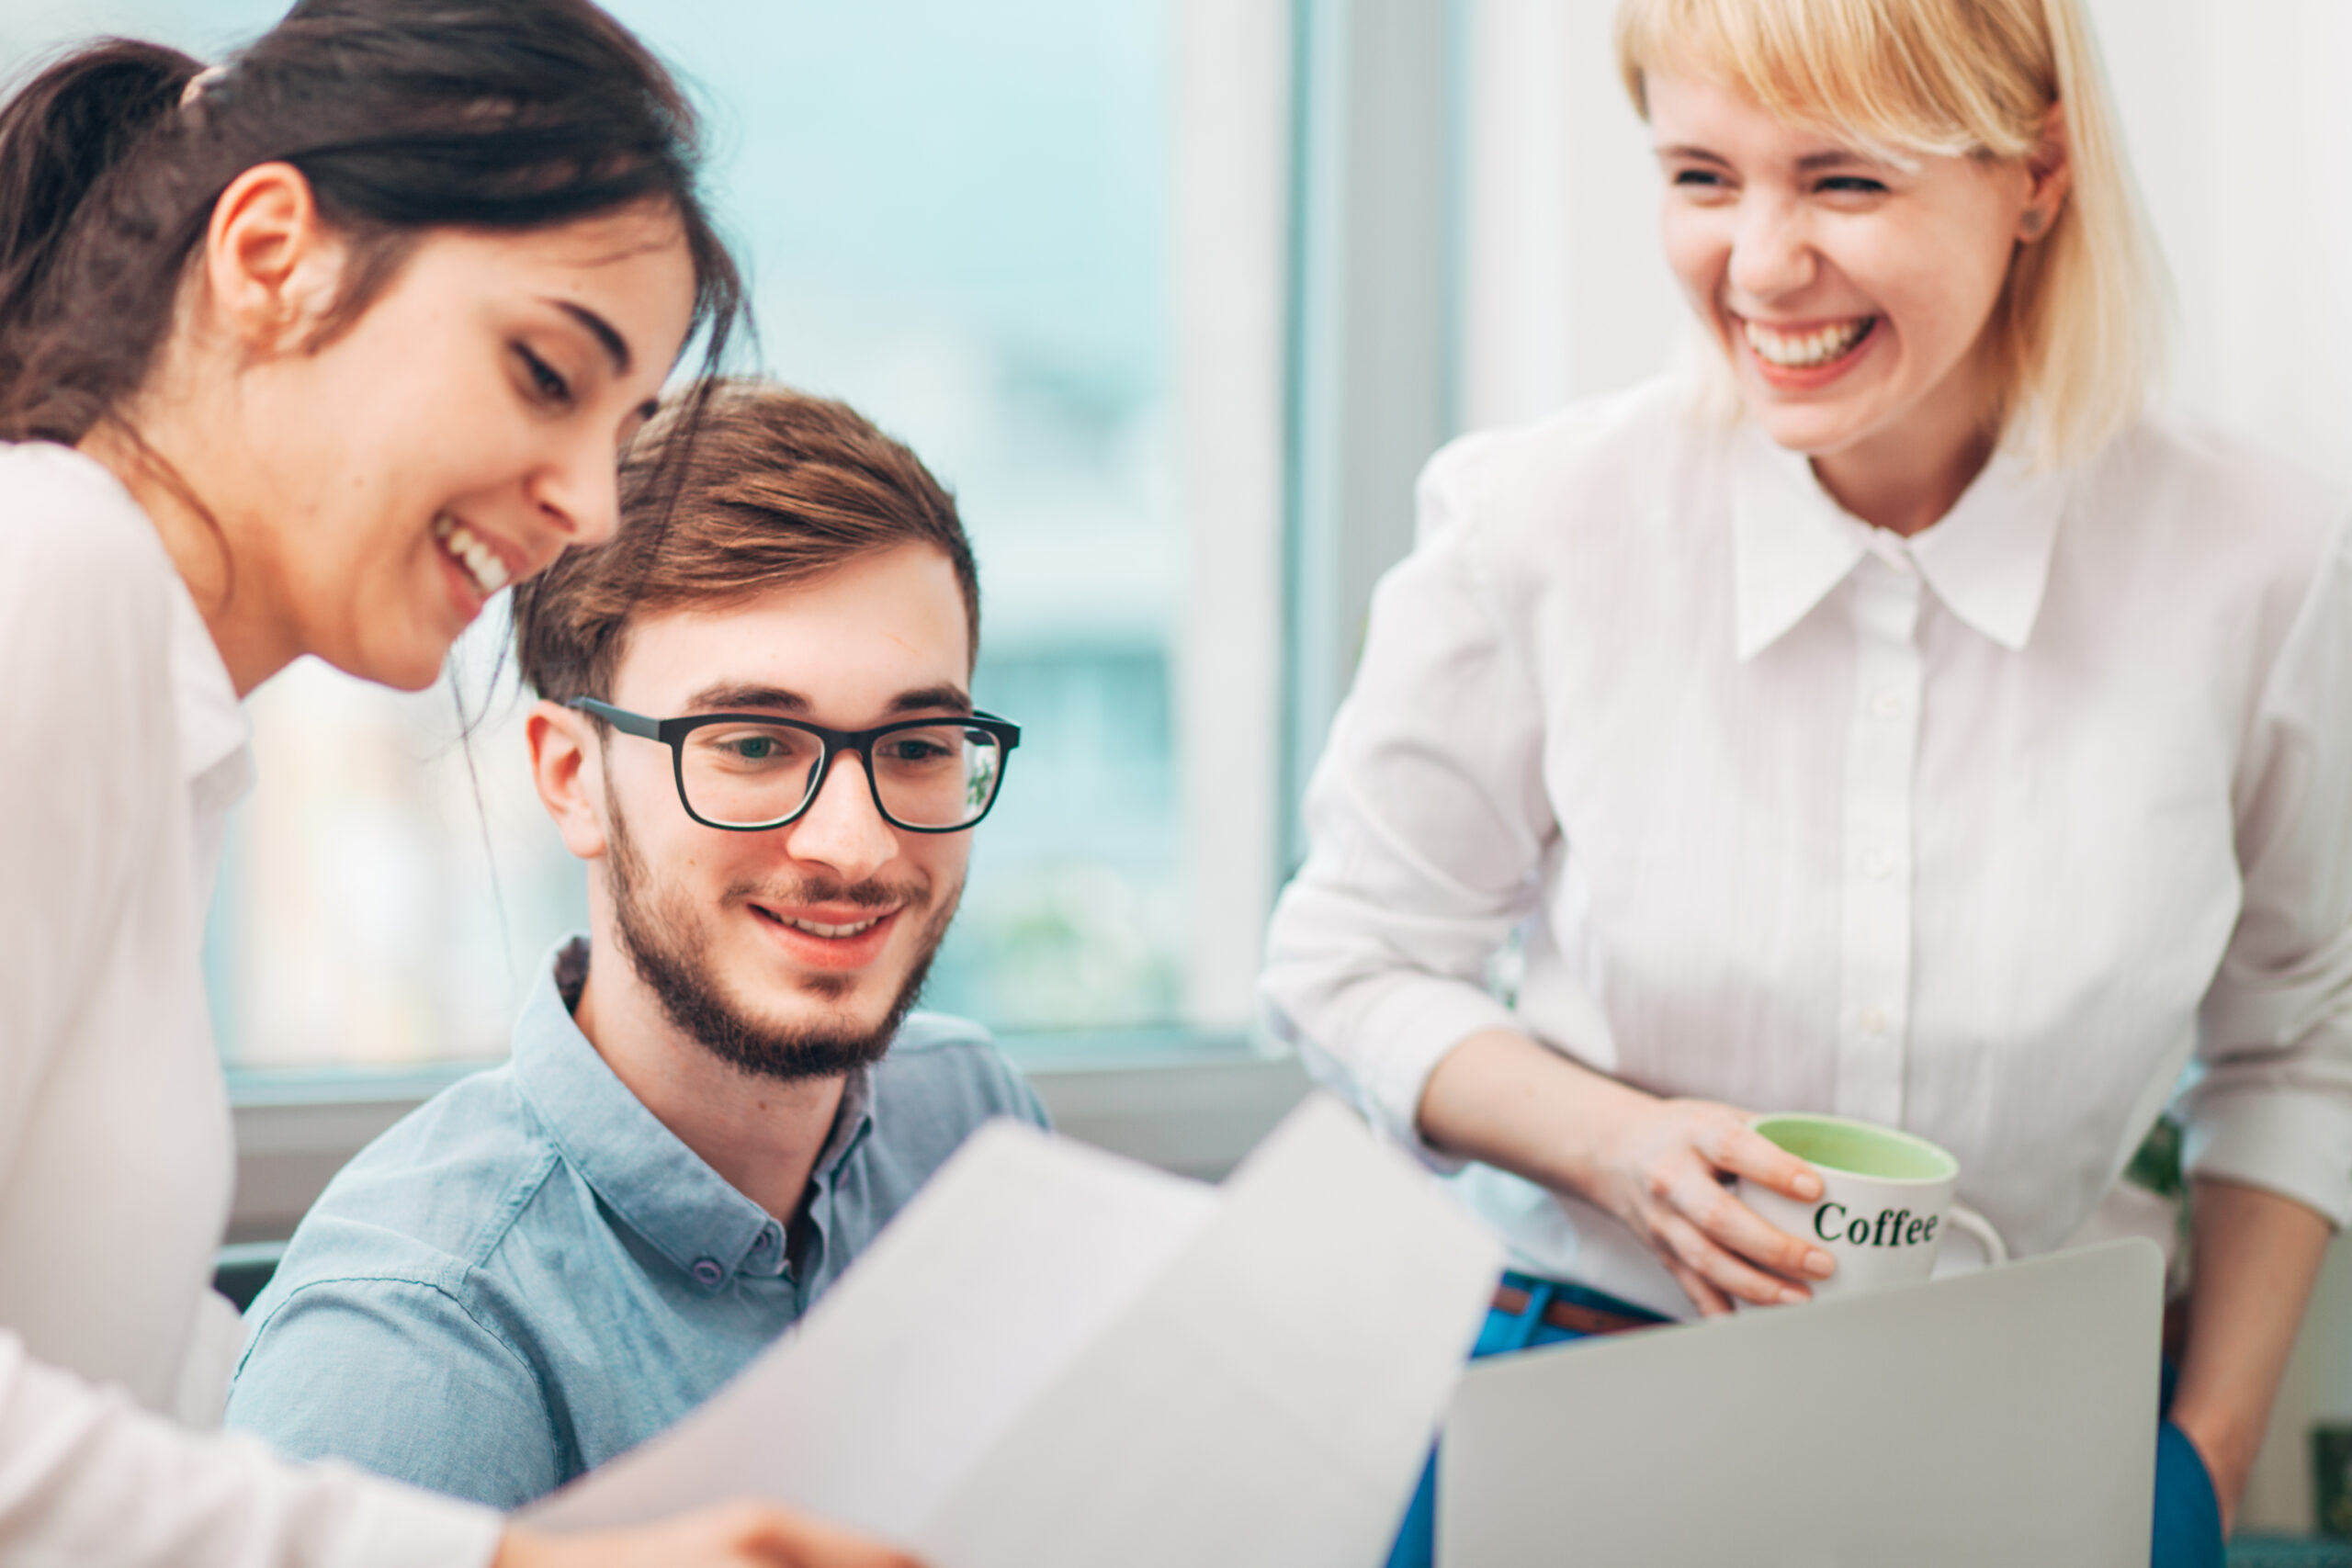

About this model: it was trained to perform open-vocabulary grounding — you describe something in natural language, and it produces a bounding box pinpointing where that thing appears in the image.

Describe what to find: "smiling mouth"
[752,906,893,940]
[433,513,512,596]
[1741,315,1878,370]
[788,914,879,938]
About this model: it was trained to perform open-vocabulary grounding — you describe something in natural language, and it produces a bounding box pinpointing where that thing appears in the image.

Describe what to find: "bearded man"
[226,382,1044,1507]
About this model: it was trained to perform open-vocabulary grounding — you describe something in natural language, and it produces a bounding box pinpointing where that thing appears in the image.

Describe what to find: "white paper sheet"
[526,1095,1501,1566]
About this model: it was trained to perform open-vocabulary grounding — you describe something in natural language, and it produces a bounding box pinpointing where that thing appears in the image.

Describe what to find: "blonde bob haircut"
[1614,0,2169,468]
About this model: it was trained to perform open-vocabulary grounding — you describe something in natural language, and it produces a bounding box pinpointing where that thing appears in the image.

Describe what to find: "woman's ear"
[199,161,348,354]
[527,701,611,862]
[2018,102,2073,244]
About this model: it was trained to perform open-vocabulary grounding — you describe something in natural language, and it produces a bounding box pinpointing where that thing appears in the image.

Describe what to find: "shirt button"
[1871,690,1905,718]
[691,1258,725,1287]
[1858,1007,1888,1035]
[1860,849,1893,878]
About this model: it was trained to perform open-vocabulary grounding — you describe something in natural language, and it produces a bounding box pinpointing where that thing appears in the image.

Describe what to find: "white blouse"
[1261,378,2352,1321]
[0,444,502,1565]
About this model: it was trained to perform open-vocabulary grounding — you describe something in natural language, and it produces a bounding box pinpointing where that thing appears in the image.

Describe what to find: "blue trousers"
[1385,1271,2222,1568]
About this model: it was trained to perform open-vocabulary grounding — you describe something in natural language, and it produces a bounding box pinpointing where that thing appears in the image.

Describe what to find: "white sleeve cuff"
[1268,976,1519,1174]
[2180,1079,2352,1227]
[311,1465,505,1568]
[0,1328,506,1568]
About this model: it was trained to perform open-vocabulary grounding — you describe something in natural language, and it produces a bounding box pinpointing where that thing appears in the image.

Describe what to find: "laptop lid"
[1439,1238,2164,1567]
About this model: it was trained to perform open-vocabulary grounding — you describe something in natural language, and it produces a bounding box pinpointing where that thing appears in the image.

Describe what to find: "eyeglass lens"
[678,721,1006,829]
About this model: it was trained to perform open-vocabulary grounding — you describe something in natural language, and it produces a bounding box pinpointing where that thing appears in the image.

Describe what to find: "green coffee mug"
[1737,1112,2007,1303]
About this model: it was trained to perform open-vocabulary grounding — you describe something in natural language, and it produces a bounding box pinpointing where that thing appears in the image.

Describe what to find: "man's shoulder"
[252,1065,564,1304]
[225,1065,571,1510]
[871,1010,1046,1132]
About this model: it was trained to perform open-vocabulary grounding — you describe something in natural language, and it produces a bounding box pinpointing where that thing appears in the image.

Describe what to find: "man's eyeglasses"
[566,697,1021,834]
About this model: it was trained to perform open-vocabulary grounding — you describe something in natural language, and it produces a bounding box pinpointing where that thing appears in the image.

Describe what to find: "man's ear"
[527,700,610,862]
[199,161,350,355]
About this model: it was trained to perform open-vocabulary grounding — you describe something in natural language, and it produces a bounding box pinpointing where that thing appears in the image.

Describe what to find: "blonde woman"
[1261,1,2348,1562]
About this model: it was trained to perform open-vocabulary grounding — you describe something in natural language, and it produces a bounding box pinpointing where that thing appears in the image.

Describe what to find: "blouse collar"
[165,570,249,788]
[1730,423,2073,660]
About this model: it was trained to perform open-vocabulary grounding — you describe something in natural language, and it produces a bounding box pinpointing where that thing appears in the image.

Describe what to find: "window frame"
[220,0,1475,1224]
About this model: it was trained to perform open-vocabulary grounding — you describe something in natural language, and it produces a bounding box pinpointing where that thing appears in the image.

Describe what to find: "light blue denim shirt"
[224,937,1046,1507]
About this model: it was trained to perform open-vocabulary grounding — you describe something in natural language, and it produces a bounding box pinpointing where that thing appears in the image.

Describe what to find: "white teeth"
[789,917,880,939]
[433,513,511,595]
[1742,317,1872,368]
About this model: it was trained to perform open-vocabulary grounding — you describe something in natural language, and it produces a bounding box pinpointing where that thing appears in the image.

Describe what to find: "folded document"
[525,1094,1502,1567]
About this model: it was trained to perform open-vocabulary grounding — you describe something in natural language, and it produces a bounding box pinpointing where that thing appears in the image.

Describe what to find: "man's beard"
[602,786,960,1085]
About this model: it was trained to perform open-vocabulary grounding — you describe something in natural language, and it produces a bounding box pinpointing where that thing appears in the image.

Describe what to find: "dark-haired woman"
[0,5,918,1565]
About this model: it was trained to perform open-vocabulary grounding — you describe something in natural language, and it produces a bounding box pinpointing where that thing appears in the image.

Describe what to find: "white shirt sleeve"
[0,1330,504,1568]
[0,468,154,1215]
[2183,508,2352,1225]
[0,449,506,1567]
[1261,440,1583,1159]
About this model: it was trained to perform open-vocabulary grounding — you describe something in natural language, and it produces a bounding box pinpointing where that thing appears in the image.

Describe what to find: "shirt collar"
[165,575,249,787]
[514,937,878,1293]
[1730,423,2071,660]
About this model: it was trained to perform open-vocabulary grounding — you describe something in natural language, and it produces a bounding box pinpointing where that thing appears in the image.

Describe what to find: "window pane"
[604,0,1186,1033]
[0,0,1193,1065]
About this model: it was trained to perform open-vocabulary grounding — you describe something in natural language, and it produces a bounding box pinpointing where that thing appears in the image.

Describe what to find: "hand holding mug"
[1735,1113,2007,1304]
[1587,1093,1841,1316]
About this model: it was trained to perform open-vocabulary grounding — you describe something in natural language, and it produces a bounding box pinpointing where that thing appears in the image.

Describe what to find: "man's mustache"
[727,876,925,911]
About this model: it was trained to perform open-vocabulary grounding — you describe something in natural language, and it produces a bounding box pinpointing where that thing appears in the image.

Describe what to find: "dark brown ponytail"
[0,41,200,382]
[0,0,743,447]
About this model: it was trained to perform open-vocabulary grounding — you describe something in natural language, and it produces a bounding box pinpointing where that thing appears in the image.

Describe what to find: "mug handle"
[1946,1202,2007,1268]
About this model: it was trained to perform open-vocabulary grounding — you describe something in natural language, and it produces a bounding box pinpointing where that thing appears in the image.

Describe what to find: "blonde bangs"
[1614,0,2170,468]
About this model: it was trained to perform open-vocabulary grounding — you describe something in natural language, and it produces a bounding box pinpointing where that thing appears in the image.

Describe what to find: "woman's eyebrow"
[1654,143,1731,166]
[544,298,633,375]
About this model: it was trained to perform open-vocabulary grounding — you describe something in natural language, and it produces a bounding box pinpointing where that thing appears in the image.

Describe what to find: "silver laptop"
[1439,1239,2163,1567]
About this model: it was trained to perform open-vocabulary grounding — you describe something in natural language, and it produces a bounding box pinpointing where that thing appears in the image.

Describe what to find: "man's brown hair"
[514,378,979,705]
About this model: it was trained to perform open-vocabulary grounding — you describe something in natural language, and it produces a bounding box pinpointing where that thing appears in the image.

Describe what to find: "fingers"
[1602,1100,1839,1309]
[1664,1257,1732,1318]
[1665,1166,1835,1289]
[1701,1121,1823,1203]
[1652,1209,1809,1308]
[500,1505,929,1568]
[728,1504,927,1568]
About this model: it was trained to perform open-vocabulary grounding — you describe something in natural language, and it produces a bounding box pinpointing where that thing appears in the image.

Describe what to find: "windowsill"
[225,1060,496,1109]
[220,1025,1283,1106]
[224,1030,1314,1244]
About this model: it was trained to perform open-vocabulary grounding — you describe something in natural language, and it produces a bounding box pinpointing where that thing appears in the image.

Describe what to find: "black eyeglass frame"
[567,696,1022,835]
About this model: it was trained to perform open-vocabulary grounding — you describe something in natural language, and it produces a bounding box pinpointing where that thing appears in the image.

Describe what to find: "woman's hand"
[494,1504,926,1568]
[1584,1095,1837,1315]
[1419,1029,1837,1316]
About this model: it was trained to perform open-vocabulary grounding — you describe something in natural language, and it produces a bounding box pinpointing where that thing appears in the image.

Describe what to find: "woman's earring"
[2019,209,2049,240]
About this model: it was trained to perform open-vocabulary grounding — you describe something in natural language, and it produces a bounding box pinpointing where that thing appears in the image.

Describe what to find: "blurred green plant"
[2126,1112,2186,1199]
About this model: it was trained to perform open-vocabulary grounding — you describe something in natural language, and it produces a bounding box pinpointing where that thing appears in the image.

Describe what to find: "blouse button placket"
[1837,553,1923,1125]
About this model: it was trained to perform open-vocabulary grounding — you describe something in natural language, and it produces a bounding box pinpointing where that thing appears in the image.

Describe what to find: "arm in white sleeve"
[0,1328,503,1568]
[0,469,505,1566]
[2185,510,2352,1224]
[1261,439,1563,1157]
[0,502,158,1199]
